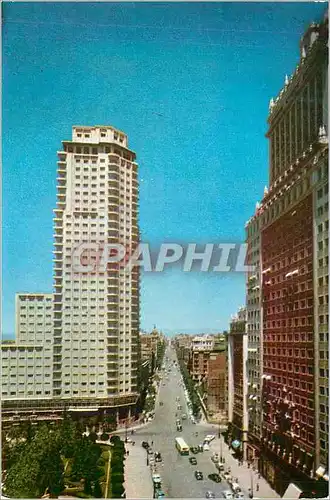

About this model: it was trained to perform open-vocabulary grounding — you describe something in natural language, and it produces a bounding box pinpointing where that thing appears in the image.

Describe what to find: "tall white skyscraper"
[53,126,139,416]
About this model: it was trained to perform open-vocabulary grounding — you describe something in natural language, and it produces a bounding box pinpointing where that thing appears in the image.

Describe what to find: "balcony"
[108,155,120,164]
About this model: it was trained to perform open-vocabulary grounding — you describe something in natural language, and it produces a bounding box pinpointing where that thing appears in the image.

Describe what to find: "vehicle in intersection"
[205,492,215,499]
[191,446,199,454]
[155,452,162,462]
[195,470,203,480]
[203,443,210,451]
[175,437,189,455]
[189,457,197,465]
[142,441,149,449]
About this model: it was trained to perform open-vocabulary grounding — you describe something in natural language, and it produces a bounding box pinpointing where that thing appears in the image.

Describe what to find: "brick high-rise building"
[245,14,328,497]
[227,307,248,460]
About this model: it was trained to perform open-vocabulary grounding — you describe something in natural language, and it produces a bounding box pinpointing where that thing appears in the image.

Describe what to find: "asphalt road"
[131,346,229,499]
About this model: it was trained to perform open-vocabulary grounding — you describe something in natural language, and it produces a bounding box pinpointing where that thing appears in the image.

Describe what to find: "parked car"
[195,471,203,480]
[198,444,204,452]
[216,463,225,472]
[147,448,154,455]
[211,453,220,463]
[206,492,215,499]
[222,491,233,500]
[142,441,149,449]
[155,452,162,462]
[208,474,221,483]
[235,494,245,499]
[203,443,210,451]
[182,414,187,420]
[191,446,199,454]
[189,457,197,465]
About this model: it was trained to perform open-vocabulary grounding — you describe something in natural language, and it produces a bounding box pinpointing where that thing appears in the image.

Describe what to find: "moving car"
[208,474,221,483]
[211,453,220,463]
[155,452,162,462]
[147,448,154,455]
[235,494,245,499]
[189,457,197,465]
[198,444,204,452]
[205,492,215,499]
[142,441,149,449]
[231,483,241,494]
[216,463,225,472]
[204,435,216,444]
[203,443,210,451]
[176,424,182,432]
[152,474,162,487]
[195,471,203,480]
[190,446,199,454]
[156,490,165,498]
[222,491,233,499]
[182,414,187,420]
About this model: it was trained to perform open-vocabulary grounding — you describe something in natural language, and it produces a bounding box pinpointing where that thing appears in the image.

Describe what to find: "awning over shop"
[68,408,99,412]
[283,483,302,499]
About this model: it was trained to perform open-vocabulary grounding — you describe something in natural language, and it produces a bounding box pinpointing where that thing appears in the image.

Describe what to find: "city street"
[124,345,280,499]
[125,347,237,499]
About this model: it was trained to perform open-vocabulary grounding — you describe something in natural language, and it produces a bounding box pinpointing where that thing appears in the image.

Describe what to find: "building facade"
[245,15,328,496]
[2,125,141,424]
[206,346,228,425]
[227,307,248,459]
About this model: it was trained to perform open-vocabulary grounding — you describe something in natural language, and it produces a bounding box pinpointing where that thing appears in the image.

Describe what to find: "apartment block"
[1,294,54,406]
[206,340,228,425]
[227,307,248,460]
[245,215,262,463]
[245,15,328,497]
[16,293,53,345]
[2,125,140,424]
[53,126,139,411]
[1,345,53,401]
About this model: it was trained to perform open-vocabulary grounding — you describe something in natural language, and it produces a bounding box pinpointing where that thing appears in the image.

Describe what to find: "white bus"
[175,437,189,455]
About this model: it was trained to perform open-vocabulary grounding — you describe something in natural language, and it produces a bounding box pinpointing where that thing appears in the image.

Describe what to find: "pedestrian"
[126,450,130,456]
[258,473,261,479]
[151,441,154,446]
[132,441,135,446]
[256,484,259,492]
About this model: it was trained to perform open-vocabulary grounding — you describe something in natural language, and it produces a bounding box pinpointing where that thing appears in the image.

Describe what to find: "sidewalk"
[209,436,280,499]
[124,442,154,499]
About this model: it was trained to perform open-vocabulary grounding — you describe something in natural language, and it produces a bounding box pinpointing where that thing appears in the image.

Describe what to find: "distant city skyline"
[3,2,325,337]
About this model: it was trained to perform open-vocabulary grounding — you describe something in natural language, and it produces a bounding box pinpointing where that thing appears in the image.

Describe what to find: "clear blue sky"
[3,2,325,338]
